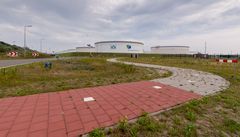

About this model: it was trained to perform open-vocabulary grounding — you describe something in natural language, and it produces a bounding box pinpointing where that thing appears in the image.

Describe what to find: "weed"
[117,63,137,73]
[129,124,139,137]
[222,118,240,133]
[117,117,129,132]
[185,110,197,122]
[169,127,180,136]
[137,113,161,132]
[106,128,113,135]
[184,123,197,137]
[89,128,105,137]
[173,116,181,125]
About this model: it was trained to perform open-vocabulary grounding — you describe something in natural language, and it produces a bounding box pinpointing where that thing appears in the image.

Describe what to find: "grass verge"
[0,57,166,98]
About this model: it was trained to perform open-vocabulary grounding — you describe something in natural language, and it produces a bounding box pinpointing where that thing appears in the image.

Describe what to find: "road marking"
[83,97,95,102]
[153,86,162,89]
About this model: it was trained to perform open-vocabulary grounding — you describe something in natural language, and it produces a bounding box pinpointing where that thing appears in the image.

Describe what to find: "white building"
[151,46,190,54]
[95,41,144,53]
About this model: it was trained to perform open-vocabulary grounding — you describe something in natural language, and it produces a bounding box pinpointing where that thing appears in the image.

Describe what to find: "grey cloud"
[0,0,239,53]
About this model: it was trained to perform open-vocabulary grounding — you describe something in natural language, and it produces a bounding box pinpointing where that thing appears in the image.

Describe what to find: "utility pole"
[23,25,32,56]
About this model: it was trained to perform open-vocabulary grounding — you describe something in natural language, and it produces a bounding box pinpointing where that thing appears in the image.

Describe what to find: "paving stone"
[0,81,201,136]
[48,130,67,137]
[7,130,28,137]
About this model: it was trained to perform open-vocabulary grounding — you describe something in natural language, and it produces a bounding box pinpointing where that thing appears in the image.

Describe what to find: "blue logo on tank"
[126,45,131,49]
[111,45,116,49]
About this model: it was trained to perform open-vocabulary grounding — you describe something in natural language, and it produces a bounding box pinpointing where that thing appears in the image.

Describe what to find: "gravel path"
[107,58,230,96]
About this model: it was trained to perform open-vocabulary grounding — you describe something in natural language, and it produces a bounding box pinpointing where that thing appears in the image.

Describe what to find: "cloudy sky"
[0,0,240,54]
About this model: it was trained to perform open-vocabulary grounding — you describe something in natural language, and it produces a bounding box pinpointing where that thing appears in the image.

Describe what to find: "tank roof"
[95,41,144,45]
[151,46,189,48]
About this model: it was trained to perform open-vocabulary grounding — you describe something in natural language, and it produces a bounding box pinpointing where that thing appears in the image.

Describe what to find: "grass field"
[0,58,168,98]
[90,57,240,137]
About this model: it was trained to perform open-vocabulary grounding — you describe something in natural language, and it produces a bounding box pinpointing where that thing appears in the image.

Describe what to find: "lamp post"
[24,25,32,56]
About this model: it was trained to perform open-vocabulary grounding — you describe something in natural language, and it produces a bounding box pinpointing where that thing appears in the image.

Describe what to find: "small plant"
[173,116,181,125]
[185,110,196,122]
[184,123,197,137]
[137,112,160,132]
[117,116,129,132]
[162,71,172,78]
[106,128,113,135]
[89,128,105,137]
[223,118,240,133]
[137,113,150,126]
[129,124,139,137]
[169,127,179,136]
[117,63,137,73]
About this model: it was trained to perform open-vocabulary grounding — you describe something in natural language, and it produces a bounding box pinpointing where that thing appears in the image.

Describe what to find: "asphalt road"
[0,58,57,68]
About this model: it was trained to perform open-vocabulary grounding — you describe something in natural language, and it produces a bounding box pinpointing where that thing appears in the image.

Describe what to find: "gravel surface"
[108,58,230,96]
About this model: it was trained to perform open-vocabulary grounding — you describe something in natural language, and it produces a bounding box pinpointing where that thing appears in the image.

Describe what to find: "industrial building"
[57,42,191,55]
[95,41,144,53]
[151,46,190,54]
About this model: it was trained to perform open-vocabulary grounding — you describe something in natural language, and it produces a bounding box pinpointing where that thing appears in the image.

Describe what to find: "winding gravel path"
[107,58,230,96]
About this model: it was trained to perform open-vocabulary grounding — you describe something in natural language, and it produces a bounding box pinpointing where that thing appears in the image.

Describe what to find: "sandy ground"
[107,58,230,96]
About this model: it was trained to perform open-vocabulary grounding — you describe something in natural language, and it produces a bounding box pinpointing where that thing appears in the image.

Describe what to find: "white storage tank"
[95,41,144,53]
[151,46,190,54]
[76,46,95,53]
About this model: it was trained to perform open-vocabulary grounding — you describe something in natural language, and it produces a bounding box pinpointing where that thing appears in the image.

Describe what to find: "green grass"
[0,58,166,98]
[98,56,239,137]
[97,113,165,137]
[89,128,106,137]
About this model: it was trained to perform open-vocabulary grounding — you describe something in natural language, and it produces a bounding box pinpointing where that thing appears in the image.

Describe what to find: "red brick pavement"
[0,81,201,137]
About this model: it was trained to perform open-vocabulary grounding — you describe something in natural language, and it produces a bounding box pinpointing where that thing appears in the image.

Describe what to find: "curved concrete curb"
[107,58,230,96]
